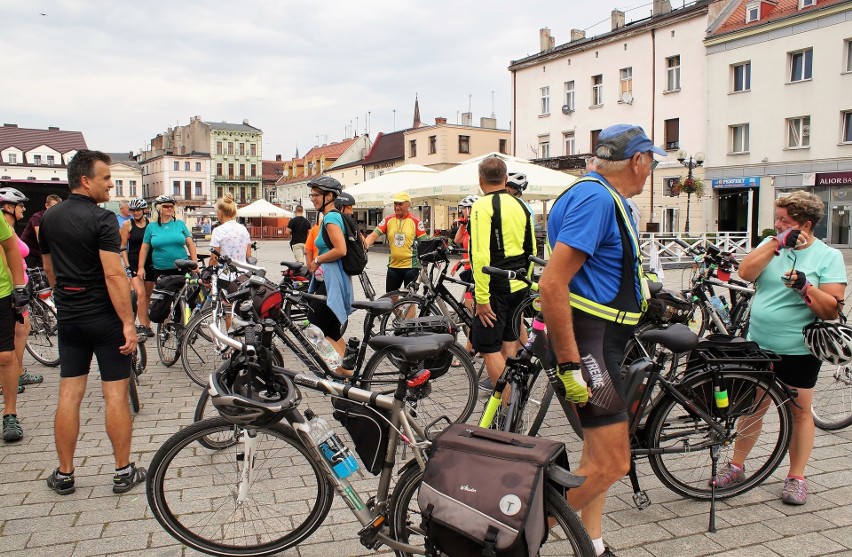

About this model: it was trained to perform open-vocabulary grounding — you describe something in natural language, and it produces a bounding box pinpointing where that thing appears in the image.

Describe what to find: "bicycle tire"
[728,299,751,339]
[359,341,477,430]
[524,378,556,437]
[180,308,226,386]
[25,297,60,366]
[646,370,793,500]
[146,417,334,557]
[811,362,852,431]
[377,295,442,335]
[389,464,595,557]
[128,367,140,414]
[686,302,707,338]
[156,300,183,367]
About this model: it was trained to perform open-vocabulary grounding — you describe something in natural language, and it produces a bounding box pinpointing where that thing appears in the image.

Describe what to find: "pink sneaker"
[781,477,807,505]
[709,462,745,488]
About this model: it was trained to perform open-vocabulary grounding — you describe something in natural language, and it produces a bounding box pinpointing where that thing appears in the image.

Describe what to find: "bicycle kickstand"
[708,444,719,533]
[628,459,650,510]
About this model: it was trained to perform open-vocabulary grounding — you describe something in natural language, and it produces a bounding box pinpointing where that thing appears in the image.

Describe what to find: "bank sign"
[711,176,760,189]
[816,171,852,186]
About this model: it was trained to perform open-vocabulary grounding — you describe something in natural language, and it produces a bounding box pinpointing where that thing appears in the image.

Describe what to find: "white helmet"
[459,195,479,208]
[0,188,29,204]
[803,320,852,365]
[154,194,175,206]
[507,172,528,193]
[129,197,148,210]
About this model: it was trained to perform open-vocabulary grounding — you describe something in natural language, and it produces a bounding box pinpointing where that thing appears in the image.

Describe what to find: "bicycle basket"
[227,273,284,320]
[646,290,693,325]
[331,398,391,475]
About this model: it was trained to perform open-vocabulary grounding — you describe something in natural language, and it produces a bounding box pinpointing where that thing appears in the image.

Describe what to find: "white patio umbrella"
[344,164,439,207]
[407,152,577,203]
[236,198,293,218]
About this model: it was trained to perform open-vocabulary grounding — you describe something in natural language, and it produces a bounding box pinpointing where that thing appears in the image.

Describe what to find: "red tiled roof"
[0,124,87,154]
[302,137,358,161]
[363,130,405,164]
[262,160,286,180]
[710,0,845,37]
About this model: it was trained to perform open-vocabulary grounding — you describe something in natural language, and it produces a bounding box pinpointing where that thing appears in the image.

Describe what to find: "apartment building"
[107,152,143,206]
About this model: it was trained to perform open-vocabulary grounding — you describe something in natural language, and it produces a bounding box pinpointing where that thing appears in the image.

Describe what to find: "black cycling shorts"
[0,296,15,352]
[773,353,822,389]
[308,281,344,342]
[58,314,131,381]
[471,289,528,354]
[573,311,634,428]
[386,267,419,293]
[147,267,182,284]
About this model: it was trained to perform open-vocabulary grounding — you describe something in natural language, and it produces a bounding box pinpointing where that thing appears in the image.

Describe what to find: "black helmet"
[308,176,342,196]
[335,191,355,209]
[208,364,300,428]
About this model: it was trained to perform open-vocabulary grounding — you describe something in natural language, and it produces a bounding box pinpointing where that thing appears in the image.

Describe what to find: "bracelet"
[557,361,582,370]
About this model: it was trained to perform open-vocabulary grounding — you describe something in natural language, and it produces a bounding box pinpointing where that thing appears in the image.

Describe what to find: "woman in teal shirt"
[712,191,846,506]
[137,195,197,284]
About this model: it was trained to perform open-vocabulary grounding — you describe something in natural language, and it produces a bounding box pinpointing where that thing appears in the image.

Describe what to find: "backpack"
[418,424,569,557]
[321,210,367,276]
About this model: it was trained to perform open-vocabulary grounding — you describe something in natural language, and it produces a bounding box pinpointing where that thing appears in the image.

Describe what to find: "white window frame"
[564,132,575,156]
[129,180,137,197]
[564,81,575,112]
[172,181,180,196]
[799,0,816,8]
[539,138,550,159]
[666,56,681,92]
[33,154,42,165]
[730,124,750,154]
[842,111,852,144]
[789,48,813,82]
[786,116,811,148]
[619,67,633,100]
[114,179,123,196]
[845,39,852,73]
[732,61,751,92]
[592,75,603,106]
[746,2,760,22]
[8,154,16,164]
[540,86,550,115]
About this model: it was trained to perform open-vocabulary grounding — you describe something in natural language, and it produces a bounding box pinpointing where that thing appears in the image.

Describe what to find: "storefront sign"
[816,171,852,186]
[711,176,760,189]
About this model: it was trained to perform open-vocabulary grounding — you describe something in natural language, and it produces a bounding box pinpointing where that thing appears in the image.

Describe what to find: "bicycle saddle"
[647,281,664,296]
[368,333,455,362]
[175,259,198,271]
[638,323,699,353]
[351,298,394,315]
[280,261,303,271]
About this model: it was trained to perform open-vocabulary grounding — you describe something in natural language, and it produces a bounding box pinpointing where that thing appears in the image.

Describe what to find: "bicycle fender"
[546,464,585,489]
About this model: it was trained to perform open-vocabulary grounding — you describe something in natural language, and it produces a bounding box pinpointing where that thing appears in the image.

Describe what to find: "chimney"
[275,154,282,161]
[570,29,586,42]
[243,119,250,125]
[653,0,672,16]
[461,112,473,127]
[539,28,555,52]
[435,117,447,125]
[48,126,59,131]
[3,123,18,128]
[480,117,497,129]
[611,9,625,30]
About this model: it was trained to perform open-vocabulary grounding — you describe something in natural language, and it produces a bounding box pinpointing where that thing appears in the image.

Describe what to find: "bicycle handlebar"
[208,323,256,355]
[529,255,547,266]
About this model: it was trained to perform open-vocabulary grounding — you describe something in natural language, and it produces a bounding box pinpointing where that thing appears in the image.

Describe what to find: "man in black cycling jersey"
[539,124,663,557]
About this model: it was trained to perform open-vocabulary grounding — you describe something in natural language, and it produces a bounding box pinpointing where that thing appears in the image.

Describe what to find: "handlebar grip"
[529,255,547,266]
[298,292,327,303]
[673,238,691,249]
[482,266,518,280]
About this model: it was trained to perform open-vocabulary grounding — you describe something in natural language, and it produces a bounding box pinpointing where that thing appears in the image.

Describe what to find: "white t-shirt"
[211,220,251,279]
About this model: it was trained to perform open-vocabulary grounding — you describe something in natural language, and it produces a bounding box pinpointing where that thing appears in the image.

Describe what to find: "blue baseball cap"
[595,125,667,161]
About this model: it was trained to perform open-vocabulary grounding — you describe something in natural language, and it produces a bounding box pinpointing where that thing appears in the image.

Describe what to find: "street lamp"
[676,149,705,234]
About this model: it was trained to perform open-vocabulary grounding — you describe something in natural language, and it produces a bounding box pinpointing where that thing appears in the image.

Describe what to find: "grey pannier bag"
[418,424,569,557]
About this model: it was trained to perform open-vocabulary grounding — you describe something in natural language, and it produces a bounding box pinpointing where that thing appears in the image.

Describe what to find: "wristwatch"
[313,258,320,266]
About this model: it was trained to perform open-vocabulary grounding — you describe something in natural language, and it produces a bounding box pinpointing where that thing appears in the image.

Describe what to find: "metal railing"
[640,232,751,268]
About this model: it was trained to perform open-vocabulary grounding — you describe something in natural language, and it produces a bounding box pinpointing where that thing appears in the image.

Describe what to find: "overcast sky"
[4,0,664,159]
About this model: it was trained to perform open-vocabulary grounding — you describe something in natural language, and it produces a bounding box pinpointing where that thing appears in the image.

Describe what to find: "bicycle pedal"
[357,514,386,550]
[633,491,651,510]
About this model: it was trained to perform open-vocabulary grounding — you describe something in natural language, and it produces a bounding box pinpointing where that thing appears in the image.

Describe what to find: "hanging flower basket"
[671,176,705,198]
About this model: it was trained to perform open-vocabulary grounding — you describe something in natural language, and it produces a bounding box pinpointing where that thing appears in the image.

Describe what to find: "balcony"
[214,175,262,183]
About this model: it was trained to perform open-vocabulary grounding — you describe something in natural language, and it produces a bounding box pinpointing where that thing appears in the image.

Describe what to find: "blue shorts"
[58,314,131,381]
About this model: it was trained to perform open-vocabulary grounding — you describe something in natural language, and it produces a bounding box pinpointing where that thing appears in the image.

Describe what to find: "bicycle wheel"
[390,464,595,557]
[685,302,707,338]
[377,295,441,335]
[360,342,477,430]
[181,308,228,386]
[128,368,140,414]
[811,362,852,430]
[520,367,556,437]
[147,417,334,557]
[646,370,793,500]
[25,298,60,366]
[157,301,183,367]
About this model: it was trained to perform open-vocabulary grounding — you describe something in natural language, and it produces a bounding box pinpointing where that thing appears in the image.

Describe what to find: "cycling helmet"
[307,176,342,196]
[0,188,29,204]
[154,194,176,206]
[209,365,300,428]
[803,320,852,365]
[128,197,148,210]
[507,172,528,193]
[459,195,479,208]
[335,191,356,209]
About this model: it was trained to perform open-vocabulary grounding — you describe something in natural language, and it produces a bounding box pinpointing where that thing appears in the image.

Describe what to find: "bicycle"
[24,266,60,367]
[154,257,210,366]
[146,320,594,557]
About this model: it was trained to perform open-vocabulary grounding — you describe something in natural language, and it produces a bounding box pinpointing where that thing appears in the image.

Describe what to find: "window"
[195,162,201,172]
[195,181,202,196]
[239,164,245,178]
[732,61,751,92]
[790,49,813,82]
[666,56,681,91]
[216,163,223,176]
[842,111,852,143]
[845,39,852,73]
[787,116,811,148]
[239,143,245,155]
[564,132,575,156]
[173,161,179,171]
[216,141,223,155]
[184,180,192,199]
[800,0,816,7]
[217,186,224,199]
[46,155,55,166]
[429,135,437,154]
[228,163,234,177]
[409,139,417,157]
[619,67,633,100]
[730,124,750,153]
[250,164,256,177]
[564,81,575,112]
[592,75,603,106]
[539,137,550,158]
[173,180,180,196]
[499,138,508,154]
[459,135,470,154]
[228,142,234,155]
[250,187,257,200]
[540,86,550,115]
[7,154,16,164]
[250,143,256,156]
[129,180,137,196]
[33,154,42,165]
[115,179,123,196]
[665,118,680,150]
[746,2,760,22]
[590,129,602,152]
[184,161,190,171]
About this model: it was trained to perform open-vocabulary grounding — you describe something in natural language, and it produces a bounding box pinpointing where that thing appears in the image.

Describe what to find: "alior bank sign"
[816,171,852,186]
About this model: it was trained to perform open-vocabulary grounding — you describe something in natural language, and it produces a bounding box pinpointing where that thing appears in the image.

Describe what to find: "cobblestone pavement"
[1,240,850,557]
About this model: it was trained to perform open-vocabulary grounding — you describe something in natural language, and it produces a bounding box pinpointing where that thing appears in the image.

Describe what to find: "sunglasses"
[647,154,659,171]
[782,250,797,283]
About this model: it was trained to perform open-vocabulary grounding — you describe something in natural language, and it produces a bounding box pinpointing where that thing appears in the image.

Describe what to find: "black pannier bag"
[148,275,185,323]
[418,424,569,557]
[331,398,391,475]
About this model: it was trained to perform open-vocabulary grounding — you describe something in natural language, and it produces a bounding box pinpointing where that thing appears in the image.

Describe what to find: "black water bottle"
[342,337,359,370]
